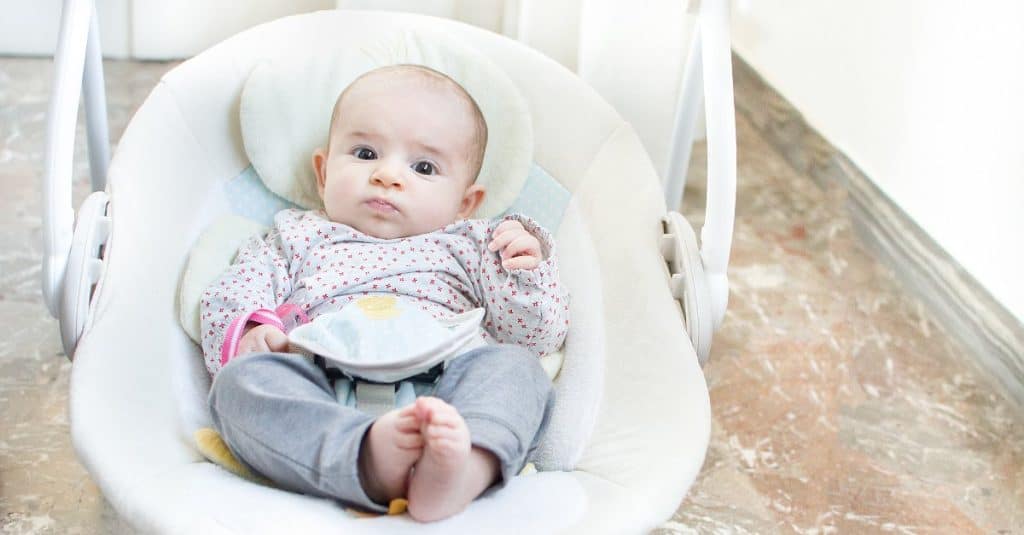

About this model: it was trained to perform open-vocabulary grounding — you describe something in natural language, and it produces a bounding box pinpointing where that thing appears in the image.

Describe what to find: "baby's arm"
[476,214,570,356]
[200,224,293,376]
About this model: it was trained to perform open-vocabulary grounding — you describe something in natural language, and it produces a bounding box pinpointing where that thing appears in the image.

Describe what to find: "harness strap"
[355,383,396,418]
[314,356,445,414]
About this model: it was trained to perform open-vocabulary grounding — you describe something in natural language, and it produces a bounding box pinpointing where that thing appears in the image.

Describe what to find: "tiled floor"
[2,56,1022,534]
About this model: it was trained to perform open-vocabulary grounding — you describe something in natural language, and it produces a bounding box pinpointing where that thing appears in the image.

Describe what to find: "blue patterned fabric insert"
[501,164,571,233]
[224,166,300,226]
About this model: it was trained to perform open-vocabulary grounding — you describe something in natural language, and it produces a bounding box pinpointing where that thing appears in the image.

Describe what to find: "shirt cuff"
[218,305,303,367]
[498,213,559,285]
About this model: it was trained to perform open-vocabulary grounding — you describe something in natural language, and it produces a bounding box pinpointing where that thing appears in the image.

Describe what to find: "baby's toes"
[423,431,469,470]
[434,421,469,451]
[425,417,470,458]
[414,396,446,422]
[417,398,463,428]
[395,412,421,433]
[397,402,419,418]
[394,427,425,450]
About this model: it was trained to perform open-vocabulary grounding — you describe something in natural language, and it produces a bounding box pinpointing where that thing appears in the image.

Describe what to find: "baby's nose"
[370,165,404,189]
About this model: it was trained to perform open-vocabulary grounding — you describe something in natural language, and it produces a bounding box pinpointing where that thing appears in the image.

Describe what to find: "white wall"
[337,0,506,35]
[0,0,131,57]
[0,0,333,59]
[732,0,1024,322]
[130,0,334,59]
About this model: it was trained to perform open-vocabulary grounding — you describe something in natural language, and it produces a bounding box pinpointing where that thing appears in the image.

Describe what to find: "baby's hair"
[327,64,488,181]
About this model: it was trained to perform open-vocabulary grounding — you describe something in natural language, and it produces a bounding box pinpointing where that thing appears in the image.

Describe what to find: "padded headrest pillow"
[240,28,534,219]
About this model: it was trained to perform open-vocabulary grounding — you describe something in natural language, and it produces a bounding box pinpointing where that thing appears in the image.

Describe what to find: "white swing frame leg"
[43,0,112,358]
[663,0,737,332]
[664,22,703,211]
[696,0,737,329]
[43,0,110,315]
[83,9,111,193]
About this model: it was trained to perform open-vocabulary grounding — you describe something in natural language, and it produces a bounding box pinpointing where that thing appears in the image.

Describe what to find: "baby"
[200,64,568,522]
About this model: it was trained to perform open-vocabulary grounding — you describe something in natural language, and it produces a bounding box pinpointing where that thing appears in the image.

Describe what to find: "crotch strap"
[315,357,445,417]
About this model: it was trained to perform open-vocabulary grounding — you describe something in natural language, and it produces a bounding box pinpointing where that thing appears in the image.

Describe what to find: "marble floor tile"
[1,57,171,534]
[2,55,1022,534]
[655,93,1024,535]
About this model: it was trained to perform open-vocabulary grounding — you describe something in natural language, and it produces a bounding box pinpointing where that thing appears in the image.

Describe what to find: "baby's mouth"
[365,197,399,214]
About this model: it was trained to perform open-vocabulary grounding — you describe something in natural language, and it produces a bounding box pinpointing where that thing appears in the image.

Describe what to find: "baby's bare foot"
[358,403,424,505]
[406,397,500,522]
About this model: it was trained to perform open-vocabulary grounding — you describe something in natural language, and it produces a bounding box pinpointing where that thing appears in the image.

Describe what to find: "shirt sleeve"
[476,214,570,357]
[199,220,294,377]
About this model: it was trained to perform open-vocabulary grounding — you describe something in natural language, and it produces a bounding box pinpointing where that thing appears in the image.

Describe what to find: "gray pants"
[208,344,554,513]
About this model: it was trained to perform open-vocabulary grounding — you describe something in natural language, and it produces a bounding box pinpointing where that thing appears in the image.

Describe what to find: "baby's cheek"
[419,190,461,225]
[326,180,356,214]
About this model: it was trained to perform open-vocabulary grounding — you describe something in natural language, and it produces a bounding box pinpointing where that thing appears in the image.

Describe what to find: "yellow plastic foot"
[194,428,273,487]
[388,498,409,515]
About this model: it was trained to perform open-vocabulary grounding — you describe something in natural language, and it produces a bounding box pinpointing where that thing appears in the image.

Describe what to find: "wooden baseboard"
[731,53,1024,408]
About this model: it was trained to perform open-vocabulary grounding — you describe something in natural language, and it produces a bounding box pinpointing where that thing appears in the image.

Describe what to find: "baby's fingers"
[488,230,520,253]
[238,332,264,356]
[265,328,289,353]
[502,255,540,271]
[501,235,540,260]
[492,219,524,237]
[487,220,524,251]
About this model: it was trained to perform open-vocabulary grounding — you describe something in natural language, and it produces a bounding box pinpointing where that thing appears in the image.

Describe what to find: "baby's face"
[313,70,485,239]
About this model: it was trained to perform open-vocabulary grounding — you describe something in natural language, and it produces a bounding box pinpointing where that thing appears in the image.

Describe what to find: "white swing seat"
[69,11,710,533]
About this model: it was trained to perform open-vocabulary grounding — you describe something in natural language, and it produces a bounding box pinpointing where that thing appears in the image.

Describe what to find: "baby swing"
[42,1,736,533]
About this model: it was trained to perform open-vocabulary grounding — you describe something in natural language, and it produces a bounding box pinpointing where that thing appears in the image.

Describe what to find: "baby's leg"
[405,397,499,522]
[358,403,424,503]
[406,344,554,522]
[209,353,399,513]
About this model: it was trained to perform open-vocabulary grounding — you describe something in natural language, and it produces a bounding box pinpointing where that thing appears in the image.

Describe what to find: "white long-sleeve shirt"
[200,209,569,377]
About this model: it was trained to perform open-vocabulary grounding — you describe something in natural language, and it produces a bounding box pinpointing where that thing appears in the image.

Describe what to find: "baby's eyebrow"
[414,141,447,159]
[347,129,381,141]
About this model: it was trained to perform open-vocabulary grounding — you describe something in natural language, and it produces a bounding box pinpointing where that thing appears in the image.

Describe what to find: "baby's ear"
[312,148,328,198]
[458,184,486,219]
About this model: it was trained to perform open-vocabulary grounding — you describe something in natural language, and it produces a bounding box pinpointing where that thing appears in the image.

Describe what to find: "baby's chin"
[344,217,458,240]
[323,206,465,239]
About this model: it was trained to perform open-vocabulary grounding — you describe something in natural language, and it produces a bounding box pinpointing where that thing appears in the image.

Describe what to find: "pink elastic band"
[275,304,309,327]
[219,304,309,367]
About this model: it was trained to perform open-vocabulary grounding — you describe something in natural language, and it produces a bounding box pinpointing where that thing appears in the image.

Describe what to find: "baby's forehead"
[338,66,463,108]
[329,68,463,137]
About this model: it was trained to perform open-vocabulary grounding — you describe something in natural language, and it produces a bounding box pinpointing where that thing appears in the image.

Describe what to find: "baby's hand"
[488,220,543,270]
[236,324,289,356]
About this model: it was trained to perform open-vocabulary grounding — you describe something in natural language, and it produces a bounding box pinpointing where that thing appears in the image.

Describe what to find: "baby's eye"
[353,147,376,160]
[413,161,436,176]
